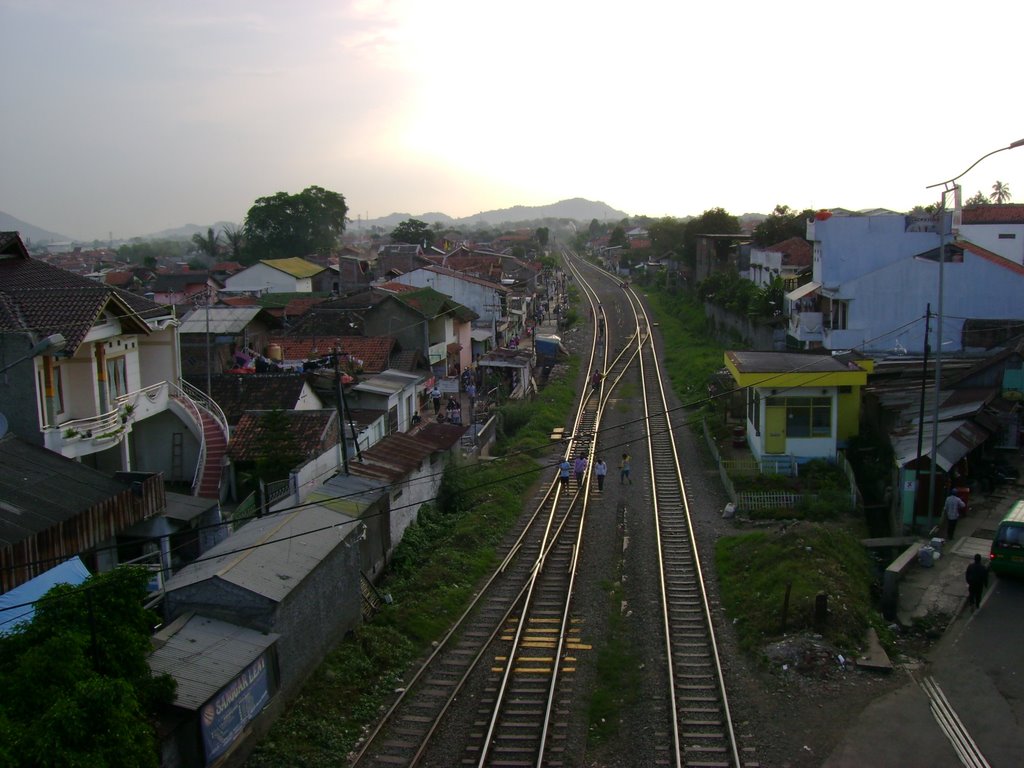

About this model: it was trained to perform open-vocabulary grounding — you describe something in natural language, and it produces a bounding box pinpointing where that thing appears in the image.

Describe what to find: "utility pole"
[333,348,350,475]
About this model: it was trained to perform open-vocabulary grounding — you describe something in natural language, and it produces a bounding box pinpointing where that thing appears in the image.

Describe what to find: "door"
[765,406,786,454]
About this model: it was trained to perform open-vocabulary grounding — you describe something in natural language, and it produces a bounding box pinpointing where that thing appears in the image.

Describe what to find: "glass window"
[769,395,833,438]
[107,356,128,400]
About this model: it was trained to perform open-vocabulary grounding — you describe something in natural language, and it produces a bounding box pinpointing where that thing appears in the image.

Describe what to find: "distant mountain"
[148,221,239,240]
[0,211,76,244]
[360,198,629,231]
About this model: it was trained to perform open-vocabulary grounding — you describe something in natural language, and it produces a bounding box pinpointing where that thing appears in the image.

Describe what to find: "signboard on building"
[201,652,273,764]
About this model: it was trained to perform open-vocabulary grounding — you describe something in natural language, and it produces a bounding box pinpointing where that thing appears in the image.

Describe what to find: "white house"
[223,257,325,295]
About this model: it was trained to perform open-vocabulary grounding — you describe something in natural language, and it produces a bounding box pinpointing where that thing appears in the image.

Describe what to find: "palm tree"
[221,225,244,260]
[191,227,220,260]
[992,180,1012,204]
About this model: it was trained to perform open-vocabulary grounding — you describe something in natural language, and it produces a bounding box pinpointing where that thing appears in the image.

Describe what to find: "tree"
[535,227,549,248]
[243,185,348,262]
[682,207,741,269]
[608,226,629,249]
[0,567,175,767]
[965,191,990,206]
[222,224,245,260]
[389,219,434,247]
[751,204,815,247]
[252,409,304,483]
[647,216,689,260]
[191,226,220,259]
[992,180,1012,204]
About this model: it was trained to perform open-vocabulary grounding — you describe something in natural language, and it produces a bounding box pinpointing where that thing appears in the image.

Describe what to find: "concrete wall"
[703,303,783,351]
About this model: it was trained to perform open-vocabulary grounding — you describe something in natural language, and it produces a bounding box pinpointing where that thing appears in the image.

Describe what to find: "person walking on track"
[620,453,632,485]
[595,458,607,491]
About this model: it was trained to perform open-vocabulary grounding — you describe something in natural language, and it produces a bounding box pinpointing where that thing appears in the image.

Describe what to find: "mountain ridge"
[2,198,632,245]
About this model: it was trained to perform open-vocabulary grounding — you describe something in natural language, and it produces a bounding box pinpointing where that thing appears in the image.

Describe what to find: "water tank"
[267,343,282,362]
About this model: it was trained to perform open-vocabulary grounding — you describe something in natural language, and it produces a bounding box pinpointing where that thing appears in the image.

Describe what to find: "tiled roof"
[210,261,245,274]
[220,296,259,306]
[260,257,325,279]
[349,423,466,483]
[763,236,812,267]
[391,286,478,323]
[103,270,135,287]
[962,204,1024,225]
[196,373,316,426]
[267,334,395,373]
[0,233,168,352]
[152,272,210,292]
[228,409,338,462]
[379,281,418,293]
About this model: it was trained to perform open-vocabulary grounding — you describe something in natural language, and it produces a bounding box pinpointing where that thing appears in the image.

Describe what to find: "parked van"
[989,500,1024,577]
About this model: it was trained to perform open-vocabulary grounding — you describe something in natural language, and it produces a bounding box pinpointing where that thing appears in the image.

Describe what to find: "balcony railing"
[44,381,169,457]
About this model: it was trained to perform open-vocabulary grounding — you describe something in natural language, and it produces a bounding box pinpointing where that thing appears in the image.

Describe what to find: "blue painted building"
[787,212,1024,354]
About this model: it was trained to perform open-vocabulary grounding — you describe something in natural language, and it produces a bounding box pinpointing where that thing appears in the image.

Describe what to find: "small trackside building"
[724,350,872,464]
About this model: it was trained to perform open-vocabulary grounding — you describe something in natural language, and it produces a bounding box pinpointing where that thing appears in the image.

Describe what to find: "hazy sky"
[2,0,1022,241]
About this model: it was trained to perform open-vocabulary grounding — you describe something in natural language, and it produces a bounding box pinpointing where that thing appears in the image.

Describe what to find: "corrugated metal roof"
[178,306,264,335]
[148,613,278,710]
[163,505,351,602]
[261,257,325,279]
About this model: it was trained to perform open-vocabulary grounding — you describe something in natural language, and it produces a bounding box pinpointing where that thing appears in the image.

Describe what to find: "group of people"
[557,452,631,492]
[943,488,991,611]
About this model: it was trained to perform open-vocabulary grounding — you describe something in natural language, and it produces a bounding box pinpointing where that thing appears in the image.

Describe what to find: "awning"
[446,342,462,354]
[470,329,492,342]
[0,557,91,635]
[785,281,821,302]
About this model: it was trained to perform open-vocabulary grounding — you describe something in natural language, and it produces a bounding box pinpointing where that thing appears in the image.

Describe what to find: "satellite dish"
[0,413,8,437]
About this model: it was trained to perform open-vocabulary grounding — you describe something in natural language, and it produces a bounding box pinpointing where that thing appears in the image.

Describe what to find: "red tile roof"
[268,335,395,373]
[228,409,338,462]
[103,270,135,287]
[220,296,259,306]
[962,204,1024,225]
[764,236,812,267]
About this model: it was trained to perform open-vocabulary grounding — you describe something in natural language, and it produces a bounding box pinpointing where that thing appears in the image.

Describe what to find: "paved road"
[825,574,1024,767]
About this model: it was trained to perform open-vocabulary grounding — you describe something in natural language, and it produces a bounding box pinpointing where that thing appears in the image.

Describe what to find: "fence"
[701,418,859,514]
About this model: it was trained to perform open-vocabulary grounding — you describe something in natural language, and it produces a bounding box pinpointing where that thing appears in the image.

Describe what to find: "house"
[149,614,280,768]
[723,350,871,467]
[222,257,326,295]
[960,203,1024,264]
[150,271,220,305]
[0,232,229,499]
[344,369,424,435]
[0,433,172,594]
[228,409,339,467]
[161,504,364,700]
[372,285,478,378]
[788,212,1024,354]
[199,373,323,429]
[387,264,508,351]
[866,343,1024,531]
[176,306,279,377]
[748,236,812,289]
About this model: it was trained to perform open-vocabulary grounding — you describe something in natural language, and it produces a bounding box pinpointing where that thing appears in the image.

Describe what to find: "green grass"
[714,524,875,655]
[587,577,641,744]
[247,361,584,767]
[644,288,727,405]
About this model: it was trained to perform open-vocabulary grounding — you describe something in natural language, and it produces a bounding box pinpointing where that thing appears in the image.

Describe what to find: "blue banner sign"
[201,652,272,764]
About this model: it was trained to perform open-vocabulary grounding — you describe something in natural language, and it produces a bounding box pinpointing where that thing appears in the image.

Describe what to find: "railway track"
[352,254,755,767]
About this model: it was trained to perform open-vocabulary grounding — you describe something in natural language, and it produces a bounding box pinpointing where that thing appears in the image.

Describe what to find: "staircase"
[196,409,228,499]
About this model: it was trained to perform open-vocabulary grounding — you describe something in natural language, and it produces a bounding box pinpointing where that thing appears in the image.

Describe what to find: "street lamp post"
[0,333,67,376]
[923,137,1024,530]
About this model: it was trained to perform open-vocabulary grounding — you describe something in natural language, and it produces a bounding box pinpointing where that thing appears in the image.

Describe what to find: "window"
[766,396,832,438]
[107,356,128,400]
